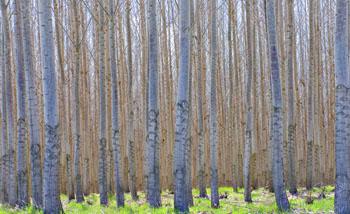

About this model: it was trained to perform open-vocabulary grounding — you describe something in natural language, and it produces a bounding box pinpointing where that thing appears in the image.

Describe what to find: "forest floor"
[0,186,334,213]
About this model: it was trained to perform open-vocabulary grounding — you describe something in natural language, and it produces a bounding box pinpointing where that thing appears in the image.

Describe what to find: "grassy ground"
[0,186,334,213]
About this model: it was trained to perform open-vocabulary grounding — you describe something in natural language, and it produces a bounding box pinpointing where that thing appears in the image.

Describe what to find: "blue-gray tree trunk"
[109,0,124,207]
[173,0,190,212]
[98,0,108,205]
[266,0,290,211]
[13,0,28,207]
[209,0,219,208]
[243,0,253,203]
[0,18,9,204]
[334,0,350,213]
[21,0,43,208]
[38,0,63,212]
[146,0,161,207]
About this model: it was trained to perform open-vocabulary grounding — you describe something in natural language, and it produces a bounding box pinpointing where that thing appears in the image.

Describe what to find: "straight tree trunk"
[209,0,219,208]
[98,0,108,205]
[173,0,190,212]
[196,0,207,198]
[109,0,124,207]
[286,0,297,195]
[243,0,253,203]
[13,0,28,207]
[38,0,63,212]
[72,0,84,203]
[21,0,43,208]
[0,0,17,206]
[0,19,8,204]
[126,0,138,200]
[266,0,290,211]
[146,0,161,207]
[306,0,314,190]
[334,0,350,212]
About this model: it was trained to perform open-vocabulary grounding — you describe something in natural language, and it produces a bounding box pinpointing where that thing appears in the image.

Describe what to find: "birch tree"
[173,0,190,211]
[38,0,63,212]
[146,0,161,207]
[334,0,350,212]
[266,0,290,211]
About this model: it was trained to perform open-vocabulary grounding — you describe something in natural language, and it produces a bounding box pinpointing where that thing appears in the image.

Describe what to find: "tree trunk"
[173,0,190,212]
[109,0,124,207]
[38,0,63,212]
[13,0,29,207]
[266,0,290,211]
[98,0,108,205]
[243,0,253,203]
[72,0,84,203]
[146,0,161,207]
[209,0,219,208]
[286,0,297,195]
[125,0,138,200]
[334,0,350,212]
[0,0,17,206]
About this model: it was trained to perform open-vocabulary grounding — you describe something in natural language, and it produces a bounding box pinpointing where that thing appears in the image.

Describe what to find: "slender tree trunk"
[209,0,219,208]
[306,0,314,190]
[145,0,161,207]
[109,0,124,207]
[173,0,190,212]
[22,0,43,208]
[72,0,84,203]
[0,19,8,204]
[243,0,253,203]
[125,0,138,200]
[38,0,63,212]
[13,0,28,207]
[266,0,290,211]
[1,0,17,206]
[196,0,207,198]
[286,0,297,195]
[98,0,108,205]
[334,0,350,212]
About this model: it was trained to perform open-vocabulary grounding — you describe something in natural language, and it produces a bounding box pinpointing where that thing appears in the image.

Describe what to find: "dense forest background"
[0,0,349,213]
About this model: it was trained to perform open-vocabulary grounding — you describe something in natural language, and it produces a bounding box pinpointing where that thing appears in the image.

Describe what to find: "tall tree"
[196,0,207,198]
[0,17,8,204]
[109,0,124,207]
[98,0,108,205]
[173,0,190,212]
[72,0,84,203]
[13,0,28,207]
[243,0,253,203]
[22,0,43,208]
[126,0,138,200]
[266,0,290,211]
[38,0,63,212]
[146,0,161,207]
[1,0,17,206]
[286,0,297,195]
[209,0,219,208]
[334,0,350,212]
[306,0,314,190]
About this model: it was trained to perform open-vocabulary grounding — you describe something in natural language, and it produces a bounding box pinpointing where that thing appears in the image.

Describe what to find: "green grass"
[0,186,334,213]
